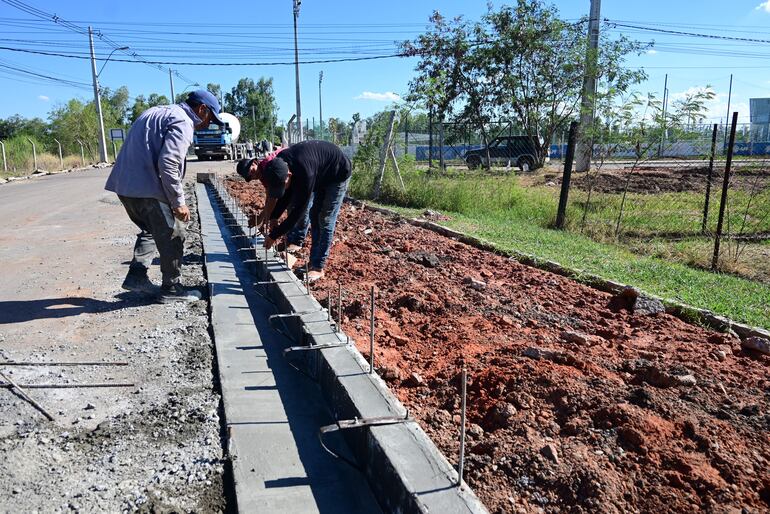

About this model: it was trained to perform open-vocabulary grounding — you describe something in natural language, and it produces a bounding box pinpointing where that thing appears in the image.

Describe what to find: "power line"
[606,20,770,45]
[0,0,198,85]
[0,45,411,65]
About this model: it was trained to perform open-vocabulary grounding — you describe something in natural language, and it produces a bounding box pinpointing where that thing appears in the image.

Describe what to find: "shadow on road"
[0,292,156,324]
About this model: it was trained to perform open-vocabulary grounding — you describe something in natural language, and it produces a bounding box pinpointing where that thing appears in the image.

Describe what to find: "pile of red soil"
[226,179,770,514]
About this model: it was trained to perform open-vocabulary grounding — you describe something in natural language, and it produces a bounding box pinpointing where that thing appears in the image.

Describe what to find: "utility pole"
[88,26,108,163]
[169,69,176,103]
[318,71,324,140]
[575,0,601,172]
[293,0,303,141]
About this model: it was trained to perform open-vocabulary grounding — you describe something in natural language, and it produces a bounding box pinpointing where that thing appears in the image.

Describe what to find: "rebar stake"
[337,282,343,328]
[458,367,467,487]
[283,236,289,268]
[369,285,375,374]
[327,291,333,327]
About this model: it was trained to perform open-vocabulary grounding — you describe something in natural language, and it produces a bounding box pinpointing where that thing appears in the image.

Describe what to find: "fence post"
[77,139,85,167]
[711,112,738,270]
[701,123,719,234]
[53,138,63,170]
[439,120,445,171]
[428,107,433,170]
[112,141,118,161]
[26,138,37,171]
[555,121,580,229]
[0,140,6,173]
[404,115,409,156]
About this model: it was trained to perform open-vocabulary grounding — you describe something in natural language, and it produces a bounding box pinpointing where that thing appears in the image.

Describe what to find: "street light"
[88,29,128,163]
[97,46,129,78]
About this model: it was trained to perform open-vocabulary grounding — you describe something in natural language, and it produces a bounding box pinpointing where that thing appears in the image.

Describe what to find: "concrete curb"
[0,163,112,185]
[348,198,770,340]
[204,176,488,514]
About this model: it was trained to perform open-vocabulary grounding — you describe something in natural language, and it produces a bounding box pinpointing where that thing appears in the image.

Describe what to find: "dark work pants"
[118,196,184,286]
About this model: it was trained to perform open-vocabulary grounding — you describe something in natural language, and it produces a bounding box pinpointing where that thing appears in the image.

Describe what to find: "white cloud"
[646,49,658,55]
[756,1,770,12]
[38,95,49,101]
[354,91,401,102]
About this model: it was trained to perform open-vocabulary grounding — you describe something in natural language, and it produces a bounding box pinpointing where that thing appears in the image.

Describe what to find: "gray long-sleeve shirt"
[105,103,200,208]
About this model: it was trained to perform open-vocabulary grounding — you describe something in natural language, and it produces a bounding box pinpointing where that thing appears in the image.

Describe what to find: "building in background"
[750,98,770,142]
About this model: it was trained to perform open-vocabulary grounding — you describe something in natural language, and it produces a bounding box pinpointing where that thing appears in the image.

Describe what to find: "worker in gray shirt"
[105,90,224,302]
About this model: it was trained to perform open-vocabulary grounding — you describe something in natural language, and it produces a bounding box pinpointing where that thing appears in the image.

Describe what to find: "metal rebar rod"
[337,282,343,328]
[458,367,467,486]
[327,291,332,323]
[0,362,128,367]
[0,383,134,389]
[369,285,375,374]
[0,370,54,420]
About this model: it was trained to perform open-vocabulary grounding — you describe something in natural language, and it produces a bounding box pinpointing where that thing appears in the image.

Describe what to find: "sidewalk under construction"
[197,174,487,513]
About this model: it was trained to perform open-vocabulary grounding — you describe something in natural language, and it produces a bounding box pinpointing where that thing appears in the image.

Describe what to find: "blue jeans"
[309,178,350,270]
[287,193,313,246]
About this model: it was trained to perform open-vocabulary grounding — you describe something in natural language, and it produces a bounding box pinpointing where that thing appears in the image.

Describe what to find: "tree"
[402,12,498,167]
[224,77,278,142]
[103,86,130,125]
[207,83,222,105]
[403,1,648,166]
[0,114,51,143]
[671,86,716,130]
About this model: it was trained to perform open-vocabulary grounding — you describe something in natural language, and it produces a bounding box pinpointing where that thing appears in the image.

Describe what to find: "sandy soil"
[229,177,770,514]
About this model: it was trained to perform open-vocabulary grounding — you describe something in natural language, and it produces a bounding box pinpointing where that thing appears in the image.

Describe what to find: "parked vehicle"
[193,112,246,160]
[464,135,546,171]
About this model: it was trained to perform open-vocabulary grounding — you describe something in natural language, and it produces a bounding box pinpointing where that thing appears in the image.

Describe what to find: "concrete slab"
[197,183,381,514]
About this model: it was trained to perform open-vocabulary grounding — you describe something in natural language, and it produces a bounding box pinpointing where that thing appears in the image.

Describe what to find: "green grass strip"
[375,203,770,330]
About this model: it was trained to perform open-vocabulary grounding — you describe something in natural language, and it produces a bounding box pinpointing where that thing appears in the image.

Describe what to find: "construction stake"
[458,367,467,487]
[337,282,343,328]
[369,285,376,374]
[0,370,54,421]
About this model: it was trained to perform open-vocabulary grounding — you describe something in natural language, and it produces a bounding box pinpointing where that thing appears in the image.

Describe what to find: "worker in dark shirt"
[240,140,351,282]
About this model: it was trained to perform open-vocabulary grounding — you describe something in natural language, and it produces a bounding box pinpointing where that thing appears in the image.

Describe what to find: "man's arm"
[157,118,192,212]
[268,186,312,242]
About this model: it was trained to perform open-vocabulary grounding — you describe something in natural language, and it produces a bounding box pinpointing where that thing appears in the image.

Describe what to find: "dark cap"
[236,158,256,181]
[262,157,289,198]
[186,90,224,126]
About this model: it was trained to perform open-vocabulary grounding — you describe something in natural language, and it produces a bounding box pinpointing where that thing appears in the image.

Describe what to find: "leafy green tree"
[103,86,130,125]
[0,115,51,143]
[224,77,278,142]
[403,1,648,166]
[207,83,223,104]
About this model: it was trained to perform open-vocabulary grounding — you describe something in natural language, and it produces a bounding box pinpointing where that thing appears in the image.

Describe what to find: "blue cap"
[186,90,224,126]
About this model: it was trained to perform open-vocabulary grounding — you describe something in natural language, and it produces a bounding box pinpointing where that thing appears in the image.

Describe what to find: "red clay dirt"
[226,178,770,514]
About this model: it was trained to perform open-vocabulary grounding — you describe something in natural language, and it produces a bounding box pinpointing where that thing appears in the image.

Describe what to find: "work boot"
[121,268,157,294]
[157,283,203,304]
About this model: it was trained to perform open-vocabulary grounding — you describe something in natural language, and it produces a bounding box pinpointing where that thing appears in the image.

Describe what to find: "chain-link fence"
[0,135,119,176]
[560,119,770,280]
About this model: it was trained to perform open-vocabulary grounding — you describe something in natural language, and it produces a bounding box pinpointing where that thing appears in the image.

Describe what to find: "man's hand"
[173,205,190,223]
[263,236,275,249]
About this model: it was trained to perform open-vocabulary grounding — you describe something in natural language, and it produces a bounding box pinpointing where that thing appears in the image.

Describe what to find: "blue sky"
[1,0,769,128]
